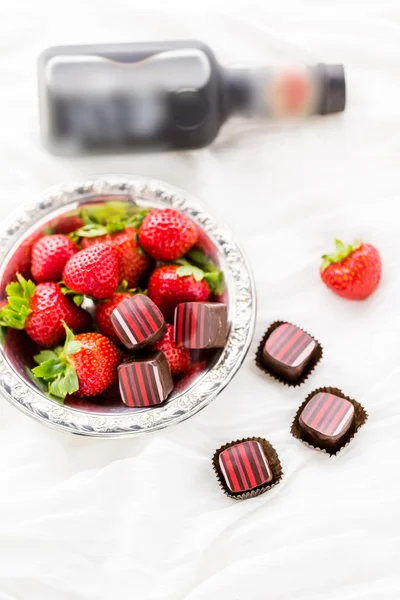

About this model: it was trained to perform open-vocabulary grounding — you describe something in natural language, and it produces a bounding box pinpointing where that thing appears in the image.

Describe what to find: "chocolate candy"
[213,437,283,500]
[111,293,166,350]
[291,387,368,455]
[219,441,273,492]
[299,392,354,447]
[256,321,322,385]
[174,302,228,349]
[118,351,173,407]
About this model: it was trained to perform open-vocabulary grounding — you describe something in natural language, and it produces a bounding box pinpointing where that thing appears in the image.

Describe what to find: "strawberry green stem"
[76,203,149,238]
[60,284,85,306]
[175,250,225,295]
[0,273,35,330]
[32,322,81,400]
[321,239,362,272]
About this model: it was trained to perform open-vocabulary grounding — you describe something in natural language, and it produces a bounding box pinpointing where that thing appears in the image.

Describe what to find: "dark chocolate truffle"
[174,302,228,349]
[218,441,273,493]
[261,322,319,383]
[299,391,355,448]
[213,437,283,500]
[111,293,166,350]
[118,351,173,407]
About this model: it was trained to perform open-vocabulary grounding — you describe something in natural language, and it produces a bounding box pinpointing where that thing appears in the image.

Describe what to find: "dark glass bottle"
[38,40,345,156]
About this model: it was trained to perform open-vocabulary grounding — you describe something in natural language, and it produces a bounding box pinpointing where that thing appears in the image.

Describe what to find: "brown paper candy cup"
[212,437,283,500]
[291,386,368,456]
[255,320,323,387]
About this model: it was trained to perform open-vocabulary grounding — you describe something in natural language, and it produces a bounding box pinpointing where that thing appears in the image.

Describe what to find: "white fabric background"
[1,1,400,598]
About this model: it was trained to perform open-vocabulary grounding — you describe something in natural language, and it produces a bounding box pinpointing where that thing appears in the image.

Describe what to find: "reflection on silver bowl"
[0,175,256,437]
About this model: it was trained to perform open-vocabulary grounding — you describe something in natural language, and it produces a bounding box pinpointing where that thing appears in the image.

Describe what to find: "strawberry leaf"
[63,322,81,356]
[183,249,225,293]
[34,350,59,363]
[335,239,346,255]
[204,272,225,295]
[186,248,218,273]
[75,223,108,238]
[31,322,81,400]
[60,286,86,306]
[177,265,205,282]
[321,239,363,271]
[7,296,27,311]
[0,273,35,330]
[68,231,80,244]
[80,201,145,227]
[321,256,332,271]
[26,366,57,398]
[117,280,129,292]
[32,359,65,380]
[107,222,126,233]
[49,364,79,399]
[125,209,149,230]
[116,280,137,294]
[73,295,84,307]
[77,209,148,239]
[176,255,225,294]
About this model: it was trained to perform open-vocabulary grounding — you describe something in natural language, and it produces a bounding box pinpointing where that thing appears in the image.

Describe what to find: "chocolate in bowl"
[0,175,255,436]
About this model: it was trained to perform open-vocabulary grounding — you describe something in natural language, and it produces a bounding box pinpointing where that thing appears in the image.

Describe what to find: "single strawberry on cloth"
[320,239,381,300]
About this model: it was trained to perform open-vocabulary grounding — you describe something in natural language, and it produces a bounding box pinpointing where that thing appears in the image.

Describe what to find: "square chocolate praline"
[299,392,355,449]
[174,302,228,349]
[256,321,322,385]
[213,438,283,500]
[118,351,173,408]
[111,294,166,351]
[291,387,368,455]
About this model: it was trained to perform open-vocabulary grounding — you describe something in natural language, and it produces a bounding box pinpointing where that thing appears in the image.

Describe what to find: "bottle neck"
[222,64,345,120]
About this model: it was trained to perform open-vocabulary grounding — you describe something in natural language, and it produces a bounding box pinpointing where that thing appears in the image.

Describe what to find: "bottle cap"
[316,64,346,115]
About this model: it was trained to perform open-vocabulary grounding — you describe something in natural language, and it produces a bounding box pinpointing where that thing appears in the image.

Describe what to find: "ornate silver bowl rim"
[0,175,256,437]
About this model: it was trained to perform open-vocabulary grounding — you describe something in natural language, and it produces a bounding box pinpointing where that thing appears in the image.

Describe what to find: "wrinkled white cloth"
[1,1,400,598]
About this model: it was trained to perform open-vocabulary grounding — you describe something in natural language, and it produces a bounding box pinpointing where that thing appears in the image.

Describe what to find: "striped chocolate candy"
[218,441,273,493]
[111,294,166,350]
[118,351,173,408]
[299,392,355,447]
[262,323,318,383]
[174,302,228,349]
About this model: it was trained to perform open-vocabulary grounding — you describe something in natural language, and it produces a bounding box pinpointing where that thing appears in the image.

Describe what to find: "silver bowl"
[0,175,256,437]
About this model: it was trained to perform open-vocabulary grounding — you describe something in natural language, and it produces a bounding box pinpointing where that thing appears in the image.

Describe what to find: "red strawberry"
[2,231,43,287]
[95,292,134,345]
[148,265,212,322]
[139,208,198,261]
[81,234,112,249]
[31,234,78,283]
[173,360,207,393]
[81,228,151,287]
[53,215,84,234]
[63,243,119,300]
[0,275,92,346]
[32,324,122,399]
[320,239,381,300]
[152,324,191,375]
